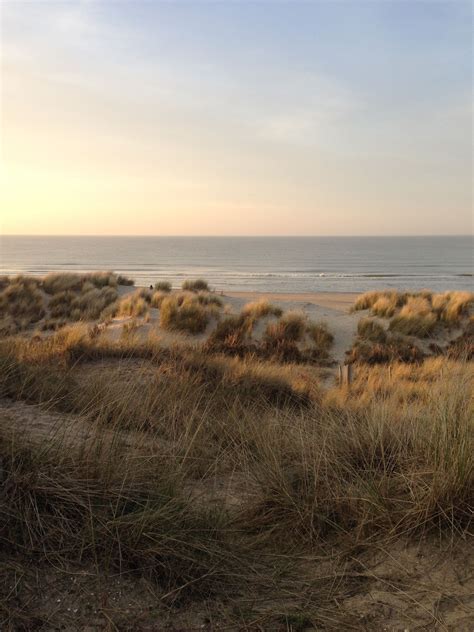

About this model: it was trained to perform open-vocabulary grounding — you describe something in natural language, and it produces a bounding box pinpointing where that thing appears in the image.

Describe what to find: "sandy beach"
[114,287,361,364]
[226,291,358,312]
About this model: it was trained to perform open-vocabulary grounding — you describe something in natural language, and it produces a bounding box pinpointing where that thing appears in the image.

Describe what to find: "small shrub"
[73,287,118,320]
[137,288,153,303]
[347,338,424,364]
[265,312,306,344]
[352,291,386,312]
[154,281,172,292]
[205,315,253,353]
[160,295,209,334]
[371,295,398,318]
[307,321,334,354]
[241,299,282,320]
[447,318,474,360]
[0,315,18,336]
[352,290,407,313]
[49,290,76,318]
[42,272,119,294]
[434,291,474,325]
[389,297,436,337]
[42,273,84,294]
[182,279,209,292]
[357,318,387,343]
[196,292,223,307]
[117,274,135,286]
[39,318,67,332]
[389,313,436,337]
[150,291,167,308]
[118,293,149,318]
[87,271,118,288]
[48,287,117,321]
[0,278,45,326]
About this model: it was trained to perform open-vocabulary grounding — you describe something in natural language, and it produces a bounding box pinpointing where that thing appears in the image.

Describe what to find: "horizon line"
[1,234,472,239]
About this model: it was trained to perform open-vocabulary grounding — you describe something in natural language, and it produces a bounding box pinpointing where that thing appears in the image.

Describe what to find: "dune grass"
[350,313,426,364]
[205,314,253,353]
[0,328,472,628]
[159,294,213,335]
[181,278,210,292]
[206,309,334,363]
[0,273,136,333]
[357,317,387,343]
[0,276,45,331]
[241,299,283,320]
[389,296,437,337]
[117,292,149,318]
[116,274,135,286]
[154,280,172,292]
[306,321,334,352]
[49,286,118,321]
[353,290,473,337]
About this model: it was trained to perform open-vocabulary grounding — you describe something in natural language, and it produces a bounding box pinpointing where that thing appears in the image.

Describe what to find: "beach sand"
[226,290,358,312]
[113,288,360,364]
[224,291,359,363]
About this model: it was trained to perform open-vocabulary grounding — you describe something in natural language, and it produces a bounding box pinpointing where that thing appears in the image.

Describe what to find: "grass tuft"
[154,280,172,292]
[181,279,210,292]
[159,294,211,334]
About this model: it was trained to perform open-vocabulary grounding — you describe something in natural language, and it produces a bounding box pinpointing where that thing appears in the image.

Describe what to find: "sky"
[0,0,472,236]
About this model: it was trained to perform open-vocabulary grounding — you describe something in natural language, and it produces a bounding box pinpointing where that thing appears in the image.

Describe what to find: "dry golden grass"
[241,299,283,320]
[150,290,167,308]
[154,280,172,292]
[389,296,437,337]
[0,329,472,629]
[265,311,307,344]
[348,337,424,364]
[350,292,473,363]
[159,294,212,334]
[306,321,334,352]
[181,278,210,292]
[205,313,253,352]
[0,273,135,334]
[432,290,474,324]
[195,291,223,307]
[42,271,119,294]
[117,292,149,318]
[0,277,45,331]
[357,317,387,343]
[42,272,85,294]
[116,274,135,286]
[49,286,118,321]
[353,290,474,341]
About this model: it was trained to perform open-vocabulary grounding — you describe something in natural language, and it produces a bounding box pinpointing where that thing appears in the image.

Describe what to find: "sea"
[0,236,472,294]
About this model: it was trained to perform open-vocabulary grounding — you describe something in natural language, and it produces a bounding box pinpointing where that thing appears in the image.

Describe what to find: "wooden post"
[340,364,353,387]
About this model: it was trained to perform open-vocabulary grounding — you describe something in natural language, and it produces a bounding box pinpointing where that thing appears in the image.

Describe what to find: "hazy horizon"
[1,1,472,236]
[1,233,472,238]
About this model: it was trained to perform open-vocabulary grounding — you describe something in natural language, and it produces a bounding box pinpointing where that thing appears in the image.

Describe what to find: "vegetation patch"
[181,278,210,292]
[154,280,172,292]
[159,294,212,334]
[357,317,387,343]
[352,290,473,335]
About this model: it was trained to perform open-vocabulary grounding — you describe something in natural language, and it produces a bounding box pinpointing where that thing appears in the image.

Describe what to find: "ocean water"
[0,236,472,294]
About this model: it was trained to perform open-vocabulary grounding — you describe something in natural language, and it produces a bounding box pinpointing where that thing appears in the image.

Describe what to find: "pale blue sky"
[1,0,472,235]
